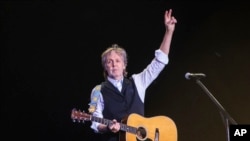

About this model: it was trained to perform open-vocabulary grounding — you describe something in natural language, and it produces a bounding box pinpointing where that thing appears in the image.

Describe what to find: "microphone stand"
[193,78,237,141]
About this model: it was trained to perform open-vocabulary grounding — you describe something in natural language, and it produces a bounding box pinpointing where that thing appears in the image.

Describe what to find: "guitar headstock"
[71,108,91,123]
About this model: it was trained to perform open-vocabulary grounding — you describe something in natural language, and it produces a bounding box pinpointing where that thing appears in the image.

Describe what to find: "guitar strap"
[88,84,101,114]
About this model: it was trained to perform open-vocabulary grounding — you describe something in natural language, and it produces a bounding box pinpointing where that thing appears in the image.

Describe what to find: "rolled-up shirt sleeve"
[155,49,169,64]
[132,49,169,103]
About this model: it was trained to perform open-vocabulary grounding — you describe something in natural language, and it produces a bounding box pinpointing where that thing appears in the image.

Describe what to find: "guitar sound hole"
[136,127,147,140]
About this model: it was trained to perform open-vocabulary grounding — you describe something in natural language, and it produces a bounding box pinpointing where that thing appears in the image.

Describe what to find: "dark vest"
[96,77,144,141]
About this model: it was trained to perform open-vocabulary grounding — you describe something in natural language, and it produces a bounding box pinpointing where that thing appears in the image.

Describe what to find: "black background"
[2,0,250,141]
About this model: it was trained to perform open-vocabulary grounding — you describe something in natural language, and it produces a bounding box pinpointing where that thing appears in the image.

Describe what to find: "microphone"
[185,72,206,80]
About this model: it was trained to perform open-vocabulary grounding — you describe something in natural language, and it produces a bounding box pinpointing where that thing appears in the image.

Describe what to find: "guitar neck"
[90,116,137,134]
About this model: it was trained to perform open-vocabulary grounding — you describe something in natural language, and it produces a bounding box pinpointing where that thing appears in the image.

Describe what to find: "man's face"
[105,50,126,80]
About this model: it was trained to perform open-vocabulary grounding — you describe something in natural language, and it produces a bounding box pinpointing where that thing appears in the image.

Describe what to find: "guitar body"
[71,109,177,141]
[121,113,177,141]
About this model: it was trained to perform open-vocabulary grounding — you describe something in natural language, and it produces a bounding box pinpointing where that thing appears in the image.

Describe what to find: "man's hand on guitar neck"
[109,119,121,133]
[97,119,121,133]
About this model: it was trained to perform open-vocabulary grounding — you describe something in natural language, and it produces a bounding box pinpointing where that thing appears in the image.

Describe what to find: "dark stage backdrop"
[2,1,250,141]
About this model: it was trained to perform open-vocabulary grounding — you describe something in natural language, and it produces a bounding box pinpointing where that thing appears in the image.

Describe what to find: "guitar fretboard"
[90,116,137,134]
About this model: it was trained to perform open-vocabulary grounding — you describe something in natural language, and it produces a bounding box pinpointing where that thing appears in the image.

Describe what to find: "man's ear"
[123,64,126,69]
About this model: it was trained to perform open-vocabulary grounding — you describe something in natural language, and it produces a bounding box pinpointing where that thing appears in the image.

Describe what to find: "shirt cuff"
[91,122,100,133]
[155,49,169,64]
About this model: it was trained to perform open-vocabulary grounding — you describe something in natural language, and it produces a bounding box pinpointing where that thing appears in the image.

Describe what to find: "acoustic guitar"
[71,108,177,141]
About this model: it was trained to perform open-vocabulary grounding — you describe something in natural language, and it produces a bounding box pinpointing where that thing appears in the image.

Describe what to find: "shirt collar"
[107,76,123,86]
